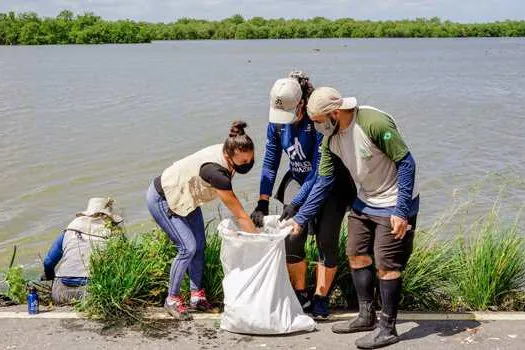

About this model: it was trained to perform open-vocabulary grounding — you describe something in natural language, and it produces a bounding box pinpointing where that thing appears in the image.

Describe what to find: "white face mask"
[314,115,339,137]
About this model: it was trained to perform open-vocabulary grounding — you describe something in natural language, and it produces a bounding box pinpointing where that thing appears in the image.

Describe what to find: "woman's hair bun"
[229,120,248,137]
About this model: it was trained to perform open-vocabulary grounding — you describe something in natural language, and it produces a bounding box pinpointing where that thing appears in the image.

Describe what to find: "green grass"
[78,206,525,323]
[79,220,225,322]
[401,230,453,310]
[3,246,27,304]
[2,200,518,323]
[79,231,175,322]
[449,208,525,310]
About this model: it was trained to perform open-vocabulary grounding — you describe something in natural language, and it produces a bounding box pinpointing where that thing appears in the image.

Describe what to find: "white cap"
[269,78,302,124]
[307,86,357,117]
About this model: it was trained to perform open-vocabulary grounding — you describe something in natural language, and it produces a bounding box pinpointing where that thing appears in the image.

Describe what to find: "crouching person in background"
[42,197,123,305]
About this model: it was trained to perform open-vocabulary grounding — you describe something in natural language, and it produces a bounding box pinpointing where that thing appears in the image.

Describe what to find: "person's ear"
[296,100,305,115]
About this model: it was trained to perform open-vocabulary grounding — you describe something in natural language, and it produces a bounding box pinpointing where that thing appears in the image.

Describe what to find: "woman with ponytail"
[147,121,256,320]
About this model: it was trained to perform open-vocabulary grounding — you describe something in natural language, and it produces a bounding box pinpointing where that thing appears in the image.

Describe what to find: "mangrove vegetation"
[1,11,525,45]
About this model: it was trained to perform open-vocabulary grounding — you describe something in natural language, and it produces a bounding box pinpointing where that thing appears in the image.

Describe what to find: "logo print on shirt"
[286,137,307,161]
[359,146,373,161]
[305,123,312,133]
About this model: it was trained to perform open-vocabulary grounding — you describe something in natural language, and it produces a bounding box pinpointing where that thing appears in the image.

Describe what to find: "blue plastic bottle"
[27,285,39,315]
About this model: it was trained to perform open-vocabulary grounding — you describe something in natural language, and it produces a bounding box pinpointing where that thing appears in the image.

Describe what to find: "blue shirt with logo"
[260,117,323,207]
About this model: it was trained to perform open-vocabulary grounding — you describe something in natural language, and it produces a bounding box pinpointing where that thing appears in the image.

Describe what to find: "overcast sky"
[1,0,524,23]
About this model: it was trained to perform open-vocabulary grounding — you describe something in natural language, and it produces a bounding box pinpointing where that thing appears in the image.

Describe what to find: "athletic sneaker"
[190,289,217,312]
[311,295,330,320]
[164,295,192,321]
[295,290,311,312]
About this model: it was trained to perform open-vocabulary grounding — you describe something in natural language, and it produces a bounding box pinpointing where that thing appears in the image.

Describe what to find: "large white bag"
[218,215,316,335]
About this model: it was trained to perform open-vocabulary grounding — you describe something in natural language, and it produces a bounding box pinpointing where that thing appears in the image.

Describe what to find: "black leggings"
[280,171,356,268]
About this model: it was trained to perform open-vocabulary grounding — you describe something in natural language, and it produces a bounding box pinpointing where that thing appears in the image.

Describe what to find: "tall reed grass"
[449,208,525,310]
[67,208,525,322]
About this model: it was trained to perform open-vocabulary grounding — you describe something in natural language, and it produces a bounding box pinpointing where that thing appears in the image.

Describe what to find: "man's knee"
[349,255,373,269]
[377,268,401,280]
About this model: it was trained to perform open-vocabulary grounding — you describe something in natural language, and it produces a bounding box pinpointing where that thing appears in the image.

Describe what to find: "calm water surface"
[1,38,524,267]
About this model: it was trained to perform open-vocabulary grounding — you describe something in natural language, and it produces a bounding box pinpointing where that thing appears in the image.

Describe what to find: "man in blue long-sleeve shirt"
[293,87,419,349]
[251,72,356,320]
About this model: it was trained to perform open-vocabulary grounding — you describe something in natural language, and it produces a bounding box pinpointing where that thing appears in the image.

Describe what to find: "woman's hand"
[238,216,258,233]
[216,189,257,233]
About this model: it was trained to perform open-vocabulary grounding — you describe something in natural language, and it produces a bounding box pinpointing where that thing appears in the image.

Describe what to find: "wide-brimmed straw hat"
[76,197,123,223]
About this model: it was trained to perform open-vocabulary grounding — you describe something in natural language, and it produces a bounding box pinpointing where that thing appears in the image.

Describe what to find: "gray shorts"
[52,278,87,305]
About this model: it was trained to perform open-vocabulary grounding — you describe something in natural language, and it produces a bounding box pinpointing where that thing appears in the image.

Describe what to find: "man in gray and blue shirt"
[291,87,419,349]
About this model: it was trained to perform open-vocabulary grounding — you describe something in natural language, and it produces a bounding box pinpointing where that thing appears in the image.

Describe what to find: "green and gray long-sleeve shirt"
[294,105,419,225]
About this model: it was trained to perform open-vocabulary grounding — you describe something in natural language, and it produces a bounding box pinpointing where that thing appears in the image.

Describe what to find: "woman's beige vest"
[161,144,230,216]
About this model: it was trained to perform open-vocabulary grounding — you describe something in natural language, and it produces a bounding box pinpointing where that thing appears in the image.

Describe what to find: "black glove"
[279,204,299,222]
[250,199,269,228]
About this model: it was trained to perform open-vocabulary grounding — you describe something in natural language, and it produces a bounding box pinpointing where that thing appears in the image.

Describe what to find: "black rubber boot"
[331,301,376,334]
[355,312,399,349]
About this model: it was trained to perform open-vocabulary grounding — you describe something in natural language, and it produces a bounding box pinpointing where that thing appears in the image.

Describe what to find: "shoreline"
[2,305,525,321]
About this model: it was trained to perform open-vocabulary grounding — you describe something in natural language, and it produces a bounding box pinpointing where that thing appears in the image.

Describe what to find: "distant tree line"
[1,11,524,45]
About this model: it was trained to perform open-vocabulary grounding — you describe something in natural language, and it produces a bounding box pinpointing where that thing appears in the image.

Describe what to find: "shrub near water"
[80,230,175,321]
[5,266,25,304]
[400,230,452,310]
[81,224,224,321]
[5,246,26,304]
[449,209,525,310]
[81,208,525,322]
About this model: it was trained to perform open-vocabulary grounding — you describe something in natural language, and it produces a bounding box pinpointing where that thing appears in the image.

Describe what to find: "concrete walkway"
[1,307,524,349]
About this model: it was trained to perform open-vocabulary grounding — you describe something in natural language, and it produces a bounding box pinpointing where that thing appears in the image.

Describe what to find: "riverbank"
[1,11,525,45]
[2,204,524,323]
